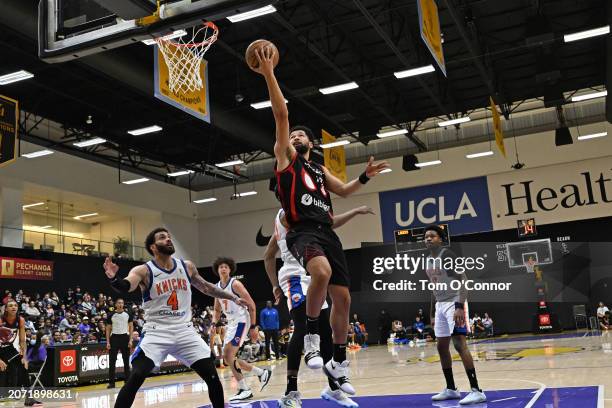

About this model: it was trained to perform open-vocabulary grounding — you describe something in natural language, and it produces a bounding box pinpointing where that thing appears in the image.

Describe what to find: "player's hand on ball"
[103,257,119,279]
[254,46,276,75]
[273,286,283,305]
[356,206,375,215]
[365,156,390,178]
[453,308,465,328]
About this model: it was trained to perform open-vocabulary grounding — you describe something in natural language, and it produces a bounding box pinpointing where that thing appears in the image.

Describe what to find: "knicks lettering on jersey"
[155,277,189,296]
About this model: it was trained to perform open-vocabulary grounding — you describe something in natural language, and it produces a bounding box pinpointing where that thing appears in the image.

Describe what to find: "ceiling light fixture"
[227,5,277,22]
[571,90,607,102]
[564,25,610,42]
[320,140,350,149]
[0,70,34,85]
[377,129,408,138]
[216,159,244,167]
[127,125,162,136]
[73,137,106,147]
[167,170,195,177]
[22,150,54,158]
[466,151,494,159]
[319,82,359,95]
[438,117,471,127]
[394,65,435,79]
[122,178,149,185]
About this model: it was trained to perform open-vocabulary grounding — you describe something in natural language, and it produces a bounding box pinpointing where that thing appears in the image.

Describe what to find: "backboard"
[38,0,276,63]
[506,238,553,269]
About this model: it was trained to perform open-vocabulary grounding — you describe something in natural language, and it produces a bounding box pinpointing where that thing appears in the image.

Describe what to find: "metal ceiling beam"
[352,0,454,120]
[440,0,510,118]
[270,12,429,149]
[303,0,426,150]
[215,39,360,143]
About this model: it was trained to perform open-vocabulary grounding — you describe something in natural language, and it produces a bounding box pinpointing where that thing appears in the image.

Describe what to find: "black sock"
[285,375,298,395]
[333,343,347,362]
[466,368,480,390]
[307,316,320,335]
[443,367,456,390]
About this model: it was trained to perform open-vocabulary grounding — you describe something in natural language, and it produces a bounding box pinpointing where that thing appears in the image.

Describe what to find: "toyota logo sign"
[63,355,74,366]
[60,349,77,373]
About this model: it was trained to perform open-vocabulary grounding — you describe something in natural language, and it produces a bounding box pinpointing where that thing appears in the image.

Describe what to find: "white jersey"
[274,209,328,311]
[216,278,248,323]
[142,257,192,327]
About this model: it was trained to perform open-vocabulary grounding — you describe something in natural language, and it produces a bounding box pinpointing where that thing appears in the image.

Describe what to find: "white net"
[155,22,219,94]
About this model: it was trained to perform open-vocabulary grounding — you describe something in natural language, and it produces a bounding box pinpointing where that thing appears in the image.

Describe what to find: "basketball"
[0,326,13,343]
[245,39,279,72]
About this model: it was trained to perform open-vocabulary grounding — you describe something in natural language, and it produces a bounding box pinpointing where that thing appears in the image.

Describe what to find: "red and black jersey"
[275,153,334,226]
[0,315,22,347]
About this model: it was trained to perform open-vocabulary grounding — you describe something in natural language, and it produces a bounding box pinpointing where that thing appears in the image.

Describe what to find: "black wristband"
[110,277,130,294]
[359,171,370,184]
[454,302,464,309]
[250,324,256,330]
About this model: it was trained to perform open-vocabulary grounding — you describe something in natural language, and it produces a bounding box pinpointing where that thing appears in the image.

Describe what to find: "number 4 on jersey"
[167,290,179,310]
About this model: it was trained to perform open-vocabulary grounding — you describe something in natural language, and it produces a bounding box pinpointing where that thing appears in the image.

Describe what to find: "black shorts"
[286,222,350,287]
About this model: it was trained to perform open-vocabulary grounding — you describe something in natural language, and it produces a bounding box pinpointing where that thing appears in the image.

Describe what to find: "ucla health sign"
[379,176,493,242]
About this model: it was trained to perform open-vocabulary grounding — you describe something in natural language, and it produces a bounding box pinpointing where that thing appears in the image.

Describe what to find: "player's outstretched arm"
[332,206,375,229]
[323,156,390,198]
[252,46,294,170]
[263,233,283,305]
[184,260,249,307]
[104,257,145,293]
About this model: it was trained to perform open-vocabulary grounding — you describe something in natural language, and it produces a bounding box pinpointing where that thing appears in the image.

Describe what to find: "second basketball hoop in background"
[245,39,279,71]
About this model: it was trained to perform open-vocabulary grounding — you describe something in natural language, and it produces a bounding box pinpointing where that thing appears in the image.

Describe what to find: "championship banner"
[154,45,211,123]
[490,97,506,158]
[322,129,347,182]
[0,94,18,167]
[0,257,53,280]
[418,0,446,76]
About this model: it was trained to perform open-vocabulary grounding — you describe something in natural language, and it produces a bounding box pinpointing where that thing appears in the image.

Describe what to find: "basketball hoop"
[155,21,219,94]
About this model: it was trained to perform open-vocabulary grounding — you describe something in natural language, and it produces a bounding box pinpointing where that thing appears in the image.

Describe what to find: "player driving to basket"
[252,44,389,395]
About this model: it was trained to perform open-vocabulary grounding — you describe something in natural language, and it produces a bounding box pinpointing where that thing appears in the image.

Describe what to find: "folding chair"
[28,356,47,390]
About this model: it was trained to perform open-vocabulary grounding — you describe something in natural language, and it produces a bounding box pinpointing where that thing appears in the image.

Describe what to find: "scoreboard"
[394,224,450,253]
[517,218,537,238]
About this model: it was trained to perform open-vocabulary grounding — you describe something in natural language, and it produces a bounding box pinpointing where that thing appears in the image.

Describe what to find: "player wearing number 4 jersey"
[103,227,249,408]
[211,257,271,403]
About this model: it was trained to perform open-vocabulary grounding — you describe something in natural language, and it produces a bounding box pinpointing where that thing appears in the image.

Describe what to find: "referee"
[106,298,133,388]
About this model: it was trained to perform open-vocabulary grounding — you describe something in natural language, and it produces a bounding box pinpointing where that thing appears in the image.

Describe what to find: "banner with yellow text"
[490,97,506,158]
[0,94,18,167]
[322,129,347,182]
[0,257,54,280]
[418,0,446,76]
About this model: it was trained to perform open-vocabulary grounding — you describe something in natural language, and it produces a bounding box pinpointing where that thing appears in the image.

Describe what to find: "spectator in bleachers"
[74,286,83,302]
[483,313,494,337]
[26,331,48,369]
[58,313,76,332]
[51,330,61,346]
[2,290,12,305]
[25,301,40,319]
[78,316,91,336]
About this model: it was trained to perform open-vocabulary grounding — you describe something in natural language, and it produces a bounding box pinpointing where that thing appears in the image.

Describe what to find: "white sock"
[252,366,264,376]
[238,379,248,390]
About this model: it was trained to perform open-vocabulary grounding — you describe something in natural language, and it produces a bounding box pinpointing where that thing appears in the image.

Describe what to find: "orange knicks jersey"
[142,257,192,326]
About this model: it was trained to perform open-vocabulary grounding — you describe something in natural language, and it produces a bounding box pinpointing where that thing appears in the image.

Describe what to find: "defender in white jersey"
[103,228,248,408]
[423,225,486,405]
[210,257,271,403]
[264,206,373,408]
